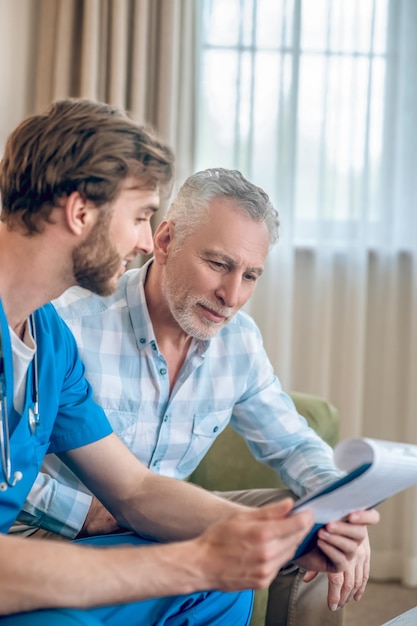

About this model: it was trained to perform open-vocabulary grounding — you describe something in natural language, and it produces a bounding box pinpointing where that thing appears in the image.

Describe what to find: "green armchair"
[187,391,340,626]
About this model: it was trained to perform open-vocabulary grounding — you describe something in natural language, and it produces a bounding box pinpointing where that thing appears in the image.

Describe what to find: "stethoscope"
[0,313,39,491]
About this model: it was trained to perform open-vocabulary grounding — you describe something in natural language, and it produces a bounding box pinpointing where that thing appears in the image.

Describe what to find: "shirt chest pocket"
[177,408,232,477]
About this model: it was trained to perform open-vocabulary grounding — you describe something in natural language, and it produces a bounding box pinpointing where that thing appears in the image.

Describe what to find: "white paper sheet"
[291,438,417,557]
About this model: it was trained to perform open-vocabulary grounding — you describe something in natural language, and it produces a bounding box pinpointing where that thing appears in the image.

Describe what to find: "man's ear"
[63,192,97,236]
[153,220,173,265]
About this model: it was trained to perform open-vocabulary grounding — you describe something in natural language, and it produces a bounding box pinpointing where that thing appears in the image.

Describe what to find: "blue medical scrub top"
[0,300,112,533]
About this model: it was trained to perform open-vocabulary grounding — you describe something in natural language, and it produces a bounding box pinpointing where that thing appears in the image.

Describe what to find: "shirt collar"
[124,259,210,357]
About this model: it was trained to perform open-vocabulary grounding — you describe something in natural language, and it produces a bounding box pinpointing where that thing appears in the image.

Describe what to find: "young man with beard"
[0,100,333,625]
[40,168,377,626]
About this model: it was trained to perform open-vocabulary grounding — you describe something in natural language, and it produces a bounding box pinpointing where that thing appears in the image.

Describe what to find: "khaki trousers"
[216,488,344,626]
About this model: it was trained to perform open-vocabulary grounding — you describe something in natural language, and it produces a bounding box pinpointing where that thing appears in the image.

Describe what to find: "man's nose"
[136,222,154,256]
[215,274,241,308]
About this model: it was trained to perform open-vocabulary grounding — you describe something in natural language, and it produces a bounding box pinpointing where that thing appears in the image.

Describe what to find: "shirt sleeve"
[16,471,92,538]
[229,319,343,497]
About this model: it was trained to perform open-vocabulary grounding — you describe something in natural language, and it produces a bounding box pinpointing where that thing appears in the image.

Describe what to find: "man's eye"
[244,274,257,282]
[209,261,224,269]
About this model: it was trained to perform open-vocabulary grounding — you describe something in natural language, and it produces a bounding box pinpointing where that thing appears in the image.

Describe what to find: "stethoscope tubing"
[0,313,39,490]
[0,325,13,488]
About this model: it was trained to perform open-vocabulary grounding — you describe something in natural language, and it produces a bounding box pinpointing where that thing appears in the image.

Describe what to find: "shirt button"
[139,338,146,344]
[163,415,169,422]
[160,368,167,375]
[151,341,157,350]
[213,426,219,433]
[153,459,159,467]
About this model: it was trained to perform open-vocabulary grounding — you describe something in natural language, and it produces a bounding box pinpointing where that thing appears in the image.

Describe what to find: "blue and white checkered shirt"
[23,260,341,538]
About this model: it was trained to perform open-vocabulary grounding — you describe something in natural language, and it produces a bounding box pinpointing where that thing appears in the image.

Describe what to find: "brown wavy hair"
[0,98,175,234]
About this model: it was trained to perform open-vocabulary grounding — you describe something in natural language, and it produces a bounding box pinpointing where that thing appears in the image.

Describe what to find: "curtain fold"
[0,0,34,153]
[27,0,196,180]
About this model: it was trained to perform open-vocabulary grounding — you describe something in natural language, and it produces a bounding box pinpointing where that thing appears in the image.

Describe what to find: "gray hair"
[166,168,279,247]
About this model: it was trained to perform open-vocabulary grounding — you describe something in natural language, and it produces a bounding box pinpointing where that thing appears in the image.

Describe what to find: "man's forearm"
[116,472,247,541]
[0,500,314,615]
[0,533,210,614]
[62,437,248,543]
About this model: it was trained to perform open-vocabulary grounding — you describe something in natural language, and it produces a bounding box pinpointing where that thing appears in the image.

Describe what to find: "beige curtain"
[0,0,33,154]
[25,0,196,184]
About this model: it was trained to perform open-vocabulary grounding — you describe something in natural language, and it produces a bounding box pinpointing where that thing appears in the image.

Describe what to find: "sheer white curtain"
[195,0,417,585]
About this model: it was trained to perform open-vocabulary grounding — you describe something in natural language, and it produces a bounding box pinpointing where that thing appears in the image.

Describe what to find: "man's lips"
[117,259,130,276]
[198,303,227,323]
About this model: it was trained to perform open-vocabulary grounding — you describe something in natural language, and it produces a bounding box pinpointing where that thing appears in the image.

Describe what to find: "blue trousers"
[0,534,253,626]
